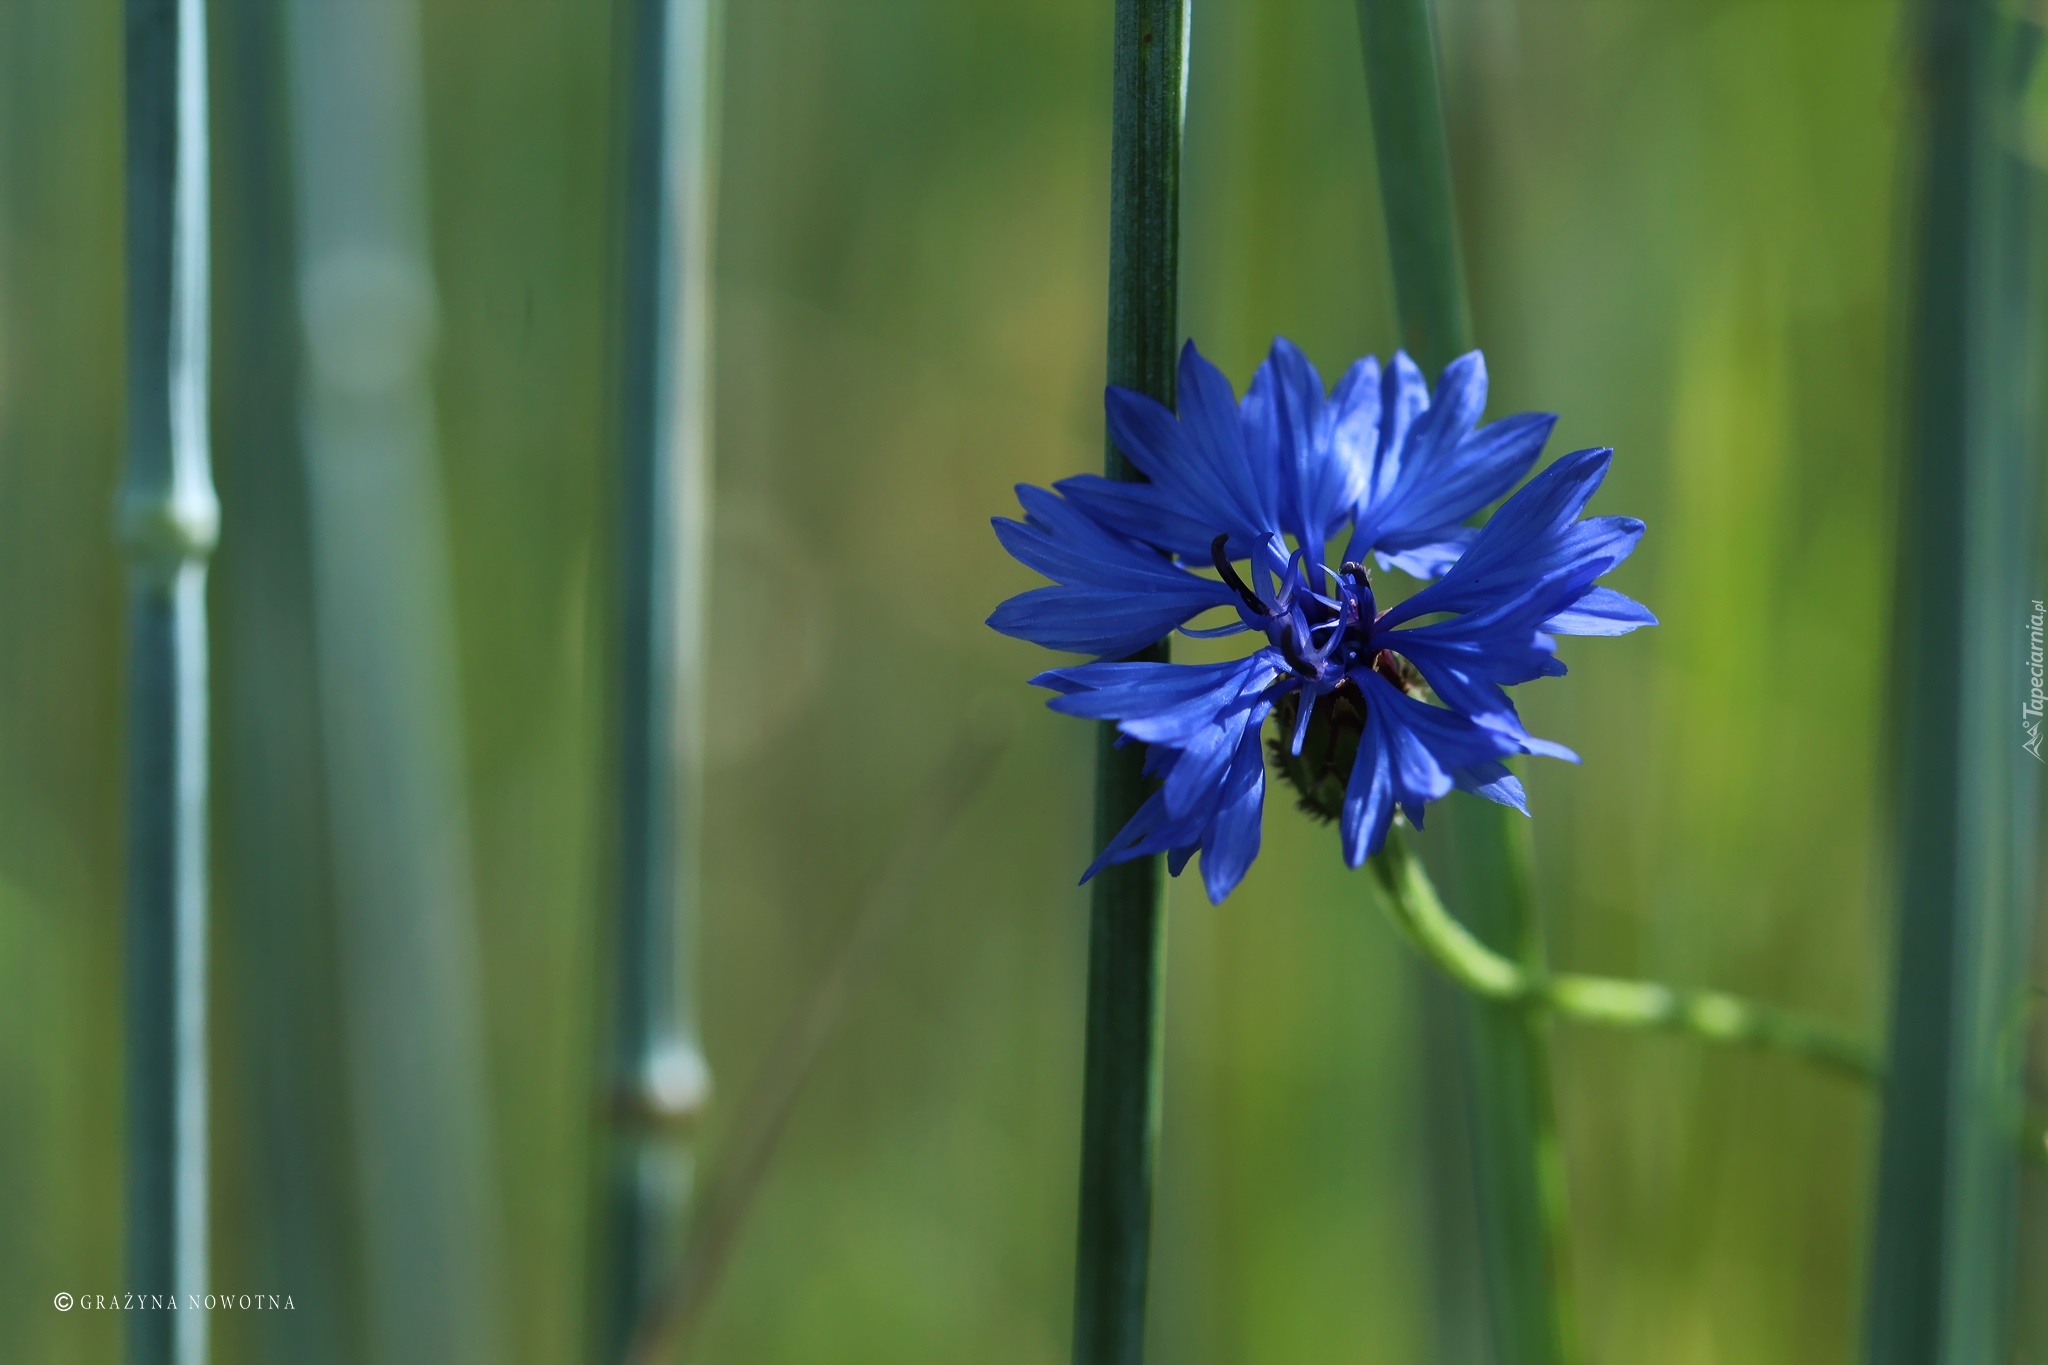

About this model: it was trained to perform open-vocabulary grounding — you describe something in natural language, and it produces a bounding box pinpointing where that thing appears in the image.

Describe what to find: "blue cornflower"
[991,338,1654,903]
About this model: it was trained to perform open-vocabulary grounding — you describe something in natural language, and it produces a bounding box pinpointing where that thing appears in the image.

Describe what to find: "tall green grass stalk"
[119,2,217,1362]
[214,1,357,1359]
[285,3,505,1360]
[599,0,722,1358]
[1354,2,1574,1362]
[1071,3,1185,1363]
[1867,5,2044,1362]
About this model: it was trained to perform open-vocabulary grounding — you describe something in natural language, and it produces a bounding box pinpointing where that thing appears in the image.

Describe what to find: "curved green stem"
[1370,828,1526,999]
[1545,977,1877,1081]
[1368,828,1882,1083]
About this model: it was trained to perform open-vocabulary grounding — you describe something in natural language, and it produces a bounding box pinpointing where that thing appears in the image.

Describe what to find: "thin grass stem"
[1071,5,1186,1364]
[119,3,217,1362]
[599,0,723,1358]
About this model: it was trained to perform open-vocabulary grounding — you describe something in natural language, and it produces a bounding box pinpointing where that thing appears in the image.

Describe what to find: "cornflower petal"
[989,586,1227,658]
[989,483,1237,657]
[1247,337,1368,559]
[1393,351,1490,489]
[1197,724,1270,902]
[1382,634,1584,762]
[1329,353,1556,579]
[1380,448,1644,630]
[1454,761,1529,813]
[1374,410,1555,549]
[1177,341,1280,532]
[1093,342,1283,562]
[1339,672,1523,864]
[1368,528,1475,580]
[1369,351,1431,506]
[1542,584,1659,636]
[1054,473,1221,561]
[1326,355,1384,497]
[1036,654,1285,749]
[1076,719,1272,904]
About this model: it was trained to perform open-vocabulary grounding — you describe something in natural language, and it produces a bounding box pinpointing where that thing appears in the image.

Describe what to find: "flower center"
[1209,540,1427,821]
[1266,648,1427,821]
[1207,535,1382,683]
[1268,686,1360,822]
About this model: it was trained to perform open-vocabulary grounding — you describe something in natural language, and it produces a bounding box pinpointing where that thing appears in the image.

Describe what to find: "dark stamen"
[1211,534,1269,615]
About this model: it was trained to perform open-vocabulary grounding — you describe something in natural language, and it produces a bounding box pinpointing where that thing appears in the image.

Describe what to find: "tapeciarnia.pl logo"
[2026,599,2045,762]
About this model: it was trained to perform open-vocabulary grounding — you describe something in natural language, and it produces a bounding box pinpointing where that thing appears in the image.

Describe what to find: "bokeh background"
[1,0,2043,1362]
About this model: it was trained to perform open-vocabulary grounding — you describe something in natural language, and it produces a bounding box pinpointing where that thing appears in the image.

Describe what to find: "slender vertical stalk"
[1867,5,2043,1363]
[1071,5,1185,1364]
[1354,0,1470,372]
[1355,3,1575,1363]
[599,0,721,1357]
[119,3,217,1363]
[214,2,359,1359]
[1428,810,1575,1365]
[285,3,505,1360]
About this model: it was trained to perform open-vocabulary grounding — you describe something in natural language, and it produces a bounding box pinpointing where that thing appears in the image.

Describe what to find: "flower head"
[991,338,1654,903]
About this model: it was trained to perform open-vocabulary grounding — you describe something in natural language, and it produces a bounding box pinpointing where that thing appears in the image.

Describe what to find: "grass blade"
[1071,4,1186,1364]
[1866,7,2044,1362]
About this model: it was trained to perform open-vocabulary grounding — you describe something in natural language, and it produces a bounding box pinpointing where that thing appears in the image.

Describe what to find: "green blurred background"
[0,0,2041,1362]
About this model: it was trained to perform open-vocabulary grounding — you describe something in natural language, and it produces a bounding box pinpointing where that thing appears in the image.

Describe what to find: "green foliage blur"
[0,0,2041,1362]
